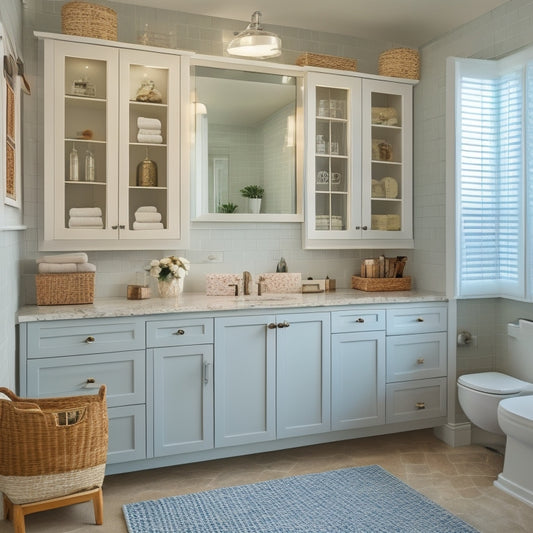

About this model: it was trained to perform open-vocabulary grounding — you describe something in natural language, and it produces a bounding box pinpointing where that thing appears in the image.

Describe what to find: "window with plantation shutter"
[454,57,525,299]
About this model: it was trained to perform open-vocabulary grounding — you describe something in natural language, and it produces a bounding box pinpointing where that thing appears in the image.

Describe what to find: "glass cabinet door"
[118,50,181,240]
[51,41,119,240]
[362,79,412,241]
[305,72,361,244]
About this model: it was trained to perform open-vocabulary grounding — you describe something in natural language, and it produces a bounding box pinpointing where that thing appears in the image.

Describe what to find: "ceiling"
[110,0,511,47]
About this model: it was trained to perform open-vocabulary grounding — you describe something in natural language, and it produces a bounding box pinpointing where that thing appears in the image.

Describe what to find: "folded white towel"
[37,252,88,264]
[137,117,161,130]
[136,206,158,213]
[137,133,163,144]
[68,216,104,227]
[77,262,97,273]
[69,207,102,217]
[138,128,161,136]
[38,262,78,273]
[133,221,164,230]
[135,211,162,223]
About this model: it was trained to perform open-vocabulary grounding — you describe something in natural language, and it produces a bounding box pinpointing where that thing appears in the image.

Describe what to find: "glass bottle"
[69,143,79,181]
[84,148,95,182]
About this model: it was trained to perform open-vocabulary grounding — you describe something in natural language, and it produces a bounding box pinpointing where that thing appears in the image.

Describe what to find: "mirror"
[191,63,303,220]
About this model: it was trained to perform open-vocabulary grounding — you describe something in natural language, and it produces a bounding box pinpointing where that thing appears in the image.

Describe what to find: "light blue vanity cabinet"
[385,306,448,423]
[330,309,386,430]
[147,317,214,457]
[19,317,147,464]
[214,311,330,446]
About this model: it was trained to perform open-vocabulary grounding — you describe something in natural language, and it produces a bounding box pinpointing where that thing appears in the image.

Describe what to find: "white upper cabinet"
[303,71,414,249]
[40,35,189,250]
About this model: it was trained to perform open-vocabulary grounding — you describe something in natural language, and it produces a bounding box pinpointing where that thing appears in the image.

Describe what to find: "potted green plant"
[240,185,264,214]
[217,202,238,213]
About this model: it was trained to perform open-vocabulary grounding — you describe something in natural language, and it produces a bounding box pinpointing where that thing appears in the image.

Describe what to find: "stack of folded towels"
[68,207,104,229]
[133,206,164,230]
[137,117,163,144]
[37,252,96,273]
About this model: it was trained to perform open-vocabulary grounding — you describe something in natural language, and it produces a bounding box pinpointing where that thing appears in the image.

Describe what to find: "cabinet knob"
[85,336,95,344]
[415,402,426,410]
[277,321,290,328]
[361,225,368,230]
[111,225,118,230]
[119,225,125,230]
[83,377,100,389]
[175,329,185,335]
[416,358,425,365]
[355,226,361,230]
[355,318,365,323]
[416,317,424,322]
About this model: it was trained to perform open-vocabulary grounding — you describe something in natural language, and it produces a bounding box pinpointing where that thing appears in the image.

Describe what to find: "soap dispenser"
[276,257,288,273]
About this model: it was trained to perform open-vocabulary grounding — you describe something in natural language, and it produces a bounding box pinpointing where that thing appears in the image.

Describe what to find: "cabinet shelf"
[371,124,402,131]
[65,180,106,185]
[65,95,106,103]
[130,142,167,148]
[371,197,402,202]
[129,100,167,108]
[65,137,106,144]
[371,160,402,165]
[129,185,167,190]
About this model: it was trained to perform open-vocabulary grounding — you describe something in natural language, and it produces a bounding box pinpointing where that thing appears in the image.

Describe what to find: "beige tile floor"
[2,429,533,533]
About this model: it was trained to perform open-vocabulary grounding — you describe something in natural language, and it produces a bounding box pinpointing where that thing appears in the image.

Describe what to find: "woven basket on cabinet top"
[61,1,118,41]
[378,48,420,80]
[0,386,108,505]
[296,52,357,72]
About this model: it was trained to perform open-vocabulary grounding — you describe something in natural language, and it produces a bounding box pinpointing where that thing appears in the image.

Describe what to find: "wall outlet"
[203,252,223,263]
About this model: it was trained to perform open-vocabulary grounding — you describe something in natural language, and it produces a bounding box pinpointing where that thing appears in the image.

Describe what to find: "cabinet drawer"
[146,317,214,347]
[26,317,145,358]
[27,350,145,408]
[107,404,146,464]
[386,332,447,382]
[331,309,385,333]
[386,307,447,335]
[386,378,446,423]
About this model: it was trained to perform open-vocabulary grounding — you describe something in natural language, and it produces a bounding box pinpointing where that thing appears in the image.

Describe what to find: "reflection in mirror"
[191,65,301,217]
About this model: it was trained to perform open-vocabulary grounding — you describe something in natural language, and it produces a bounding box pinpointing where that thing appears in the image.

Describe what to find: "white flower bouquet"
[149,255,190,282]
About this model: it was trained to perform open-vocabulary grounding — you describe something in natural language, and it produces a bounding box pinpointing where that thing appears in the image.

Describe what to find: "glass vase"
[157,278,183,298]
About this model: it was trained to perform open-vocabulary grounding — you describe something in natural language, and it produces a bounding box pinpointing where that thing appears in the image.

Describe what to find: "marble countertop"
[17,289,447,322]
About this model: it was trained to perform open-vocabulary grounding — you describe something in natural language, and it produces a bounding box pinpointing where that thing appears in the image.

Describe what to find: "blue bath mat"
[123,465,479,532]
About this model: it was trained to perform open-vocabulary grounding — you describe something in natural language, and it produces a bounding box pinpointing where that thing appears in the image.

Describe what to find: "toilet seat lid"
[499,396,533,423]
[458,372,528,394]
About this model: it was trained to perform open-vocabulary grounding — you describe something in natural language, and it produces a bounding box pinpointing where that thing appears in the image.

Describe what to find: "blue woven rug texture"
[123,464,479,533]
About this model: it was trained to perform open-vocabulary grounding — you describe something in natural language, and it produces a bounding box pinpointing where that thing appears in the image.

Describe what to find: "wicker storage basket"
[61,1,118,41]
[378,48,420,80]
[352,275,412,292]
[0,386,108,505]
[296,52,357,71]
[36,272,95,305]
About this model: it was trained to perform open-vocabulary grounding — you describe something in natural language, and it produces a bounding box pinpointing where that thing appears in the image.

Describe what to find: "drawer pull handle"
[268,323,278,329]
[416,318,424,322]
[85,336,95,344]
[355,318,365,323]
[417,358,425,365]
[415,402,426,410]
[277,321,290,328]
[175,329,185,335]
[83,378,100,389]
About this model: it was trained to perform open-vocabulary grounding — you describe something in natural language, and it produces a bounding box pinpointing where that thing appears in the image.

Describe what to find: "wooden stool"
[3,487,103,533]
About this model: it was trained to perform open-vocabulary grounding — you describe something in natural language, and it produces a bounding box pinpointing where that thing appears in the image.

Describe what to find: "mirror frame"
[189,54,304,222]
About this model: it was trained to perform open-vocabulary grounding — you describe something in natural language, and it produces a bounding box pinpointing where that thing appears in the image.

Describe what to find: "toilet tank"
[506,319,533,383]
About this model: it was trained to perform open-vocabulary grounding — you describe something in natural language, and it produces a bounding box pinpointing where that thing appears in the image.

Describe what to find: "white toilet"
[494,396,533,507]
[457,319,533,507]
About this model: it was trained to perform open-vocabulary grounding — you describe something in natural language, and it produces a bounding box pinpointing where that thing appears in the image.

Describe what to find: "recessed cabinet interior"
[304,71,415,249]
[40,34,188,250]
[190,60,303,221]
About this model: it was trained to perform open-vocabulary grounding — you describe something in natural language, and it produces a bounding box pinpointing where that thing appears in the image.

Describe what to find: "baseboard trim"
[433,422,471,447]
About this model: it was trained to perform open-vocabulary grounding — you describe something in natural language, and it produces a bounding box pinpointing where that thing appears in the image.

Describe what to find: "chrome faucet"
[243,271,252,295]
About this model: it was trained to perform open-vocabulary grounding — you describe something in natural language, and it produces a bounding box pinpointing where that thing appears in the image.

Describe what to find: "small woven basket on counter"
[378,48,420,80]
[296,52,357,71]
[61,1,118,41]
[352,276,411,292]
[35,272,95,305]
[0,386,108,504]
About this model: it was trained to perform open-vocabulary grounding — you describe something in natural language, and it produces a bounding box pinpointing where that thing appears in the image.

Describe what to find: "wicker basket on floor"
[378,48,420,80]
[35,272,95,305]
[296,52,357,71]
[0,386,108,505]
[61,1,118,41]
